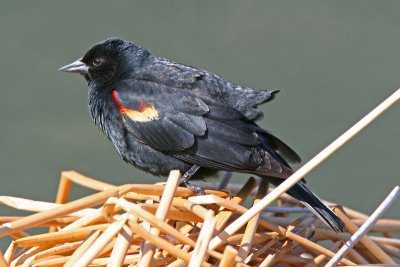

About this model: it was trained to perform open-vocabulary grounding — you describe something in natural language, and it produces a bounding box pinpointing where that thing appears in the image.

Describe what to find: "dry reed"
[0,170,398,266]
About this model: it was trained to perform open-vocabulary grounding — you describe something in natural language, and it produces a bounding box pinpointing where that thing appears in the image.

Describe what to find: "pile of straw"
[0,170,399,267]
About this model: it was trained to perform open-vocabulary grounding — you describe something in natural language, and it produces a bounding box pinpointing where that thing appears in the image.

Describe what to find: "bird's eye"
[92,58,103,67]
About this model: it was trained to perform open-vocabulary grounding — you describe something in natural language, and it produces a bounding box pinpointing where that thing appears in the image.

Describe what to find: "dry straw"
[0,89,399,266]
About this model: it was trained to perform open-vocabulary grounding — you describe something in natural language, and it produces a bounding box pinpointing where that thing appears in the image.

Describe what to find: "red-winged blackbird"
[60,38,344,232]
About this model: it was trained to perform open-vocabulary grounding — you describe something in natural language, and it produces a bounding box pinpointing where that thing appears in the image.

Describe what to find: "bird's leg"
[180,165,200,184]
[179,165,205,195]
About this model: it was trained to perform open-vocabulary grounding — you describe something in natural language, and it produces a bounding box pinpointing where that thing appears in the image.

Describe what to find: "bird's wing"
[112,79,277,170]
[113,79,258,165]
[112,79,209,151]
[261,131,301,163]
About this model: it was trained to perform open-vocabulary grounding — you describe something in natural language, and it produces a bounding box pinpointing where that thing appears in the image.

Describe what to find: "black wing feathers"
[205,119,258,146]
[262,131,301,163]
[115,80,208,151]
[200,97,243,120]
[126,117,195,151]
[113,79,298,175]
[168,113,206,136]
[174,134,254,171]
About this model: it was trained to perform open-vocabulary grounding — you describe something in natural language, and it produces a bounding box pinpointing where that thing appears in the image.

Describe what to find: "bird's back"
[134,55,278,120]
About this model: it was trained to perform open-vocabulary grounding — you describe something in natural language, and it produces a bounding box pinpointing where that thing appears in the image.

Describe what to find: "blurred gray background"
[0,0,399,230]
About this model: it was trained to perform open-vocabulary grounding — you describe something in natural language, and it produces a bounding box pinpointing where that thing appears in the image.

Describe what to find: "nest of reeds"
[0,170,399,267]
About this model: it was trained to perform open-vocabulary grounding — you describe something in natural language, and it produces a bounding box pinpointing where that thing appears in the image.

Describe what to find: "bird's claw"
[180,181,205,196]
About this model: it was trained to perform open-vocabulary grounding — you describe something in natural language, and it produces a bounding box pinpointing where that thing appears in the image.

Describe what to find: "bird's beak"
[58,59,89,74]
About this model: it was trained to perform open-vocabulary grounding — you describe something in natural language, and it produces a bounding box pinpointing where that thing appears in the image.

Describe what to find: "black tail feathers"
[266,177,344,232]
[288,181,344,232]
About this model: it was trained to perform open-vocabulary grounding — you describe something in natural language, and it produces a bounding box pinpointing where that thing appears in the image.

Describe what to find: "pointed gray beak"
[59,59,89,74]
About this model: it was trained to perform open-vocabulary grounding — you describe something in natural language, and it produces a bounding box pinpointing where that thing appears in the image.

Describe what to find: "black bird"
[60,38,344,232]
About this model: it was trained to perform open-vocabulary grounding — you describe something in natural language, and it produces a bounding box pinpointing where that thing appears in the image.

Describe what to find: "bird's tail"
[267,178,344,232]
[288,181,344,232]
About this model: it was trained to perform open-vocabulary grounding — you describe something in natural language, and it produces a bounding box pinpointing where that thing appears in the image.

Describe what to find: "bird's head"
[59,38,149,88]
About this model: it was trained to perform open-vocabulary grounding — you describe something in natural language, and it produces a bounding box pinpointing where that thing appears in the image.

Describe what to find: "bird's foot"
[179,165,204,195]
[181,181,205,195]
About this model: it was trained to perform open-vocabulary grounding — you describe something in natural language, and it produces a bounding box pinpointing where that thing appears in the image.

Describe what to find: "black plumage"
[60,38,344,232]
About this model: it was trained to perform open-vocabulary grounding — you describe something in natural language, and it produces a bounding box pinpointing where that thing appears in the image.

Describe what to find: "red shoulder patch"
[112,90,159,122]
